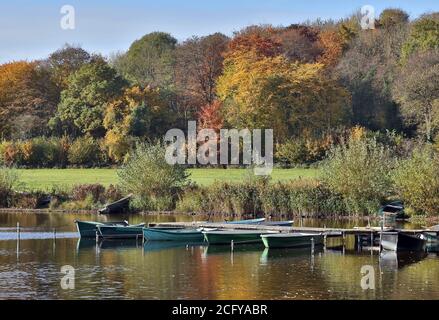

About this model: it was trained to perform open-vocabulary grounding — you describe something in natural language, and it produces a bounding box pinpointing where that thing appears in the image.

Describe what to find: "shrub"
[392,145,439,216]
[118,142,189,211]
[68,136,102,166]
[321,136,394,215]
[71,184,106,203]
[0,166,20,207]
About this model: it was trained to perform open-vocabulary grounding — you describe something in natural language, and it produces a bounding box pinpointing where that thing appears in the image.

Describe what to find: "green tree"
[113,32,177,87]
[401,13,439,61]
[53,57,127,137]
[378,9,409,29]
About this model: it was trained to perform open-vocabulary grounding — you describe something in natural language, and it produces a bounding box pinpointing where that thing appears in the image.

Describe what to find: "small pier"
[150,221,436,237]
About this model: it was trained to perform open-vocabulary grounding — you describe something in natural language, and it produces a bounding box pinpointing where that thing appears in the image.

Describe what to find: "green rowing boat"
[202,229,276,245]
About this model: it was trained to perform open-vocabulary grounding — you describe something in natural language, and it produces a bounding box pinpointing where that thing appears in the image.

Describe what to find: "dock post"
[53,228,56,240]
[231,240,234,251]
[16,222,20,240]
[311,237,315,255]
[324,234,327,248]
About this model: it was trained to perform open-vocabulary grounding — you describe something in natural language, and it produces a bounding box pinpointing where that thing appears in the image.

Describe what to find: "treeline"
[0,9,438,167]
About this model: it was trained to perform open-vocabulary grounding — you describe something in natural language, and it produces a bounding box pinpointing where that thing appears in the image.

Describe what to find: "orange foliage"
[197,100,223,131]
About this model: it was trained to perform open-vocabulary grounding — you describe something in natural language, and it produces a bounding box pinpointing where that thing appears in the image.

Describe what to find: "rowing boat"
[225,218,266,225]
[202,229,276,245]
[381,232,427,252]
[143,227,205,242]
[75,220,129,238]
[96,223,146,239]
[260,233,324,249]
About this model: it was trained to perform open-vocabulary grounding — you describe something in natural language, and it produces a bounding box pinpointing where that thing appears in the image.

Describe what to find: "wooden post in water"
[231,240,234,251]
[16,222,20,240]
[311,237,315,255]
[53,228,56,240]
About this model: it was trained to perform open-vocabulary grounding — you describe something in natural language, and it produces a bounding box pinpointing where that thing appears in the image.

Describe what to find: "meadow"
[17,168,319,191]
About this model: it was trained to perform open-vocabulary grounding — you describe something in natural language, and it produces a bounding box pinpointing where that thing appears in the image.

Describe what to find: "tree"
[45,44,95,90]
[378,9,409,29]
[198,100,223,131]
[175,33,229,107]
[336,26,408,131]
[0,61,59,139]
[401,13,439,61]
[317,29,345,67]
[53,57,127,137]
[217,50,351,141]
[276,25,322,63]
[113,32,177,87]
[392,50,439,141]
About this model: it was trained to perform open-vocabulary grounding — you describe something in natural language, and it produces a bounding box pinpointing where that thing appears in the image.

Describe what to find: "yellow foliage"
[350,125,367,141]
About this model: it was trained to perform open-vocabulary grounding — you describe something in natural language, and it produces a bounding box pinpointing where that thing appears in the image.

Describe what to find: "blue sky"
[0,0,438,63]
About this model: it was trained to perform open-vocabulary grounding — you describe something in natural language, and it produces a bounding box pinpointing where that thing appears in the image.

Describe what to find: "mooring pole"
[231,240,234,251]
[53,228,56,240]
[311,237,315,255]
[16,222,20,240]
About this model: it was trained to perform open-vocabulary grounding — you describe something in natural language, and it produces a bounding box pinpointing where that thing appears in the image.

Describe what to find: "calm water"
[0,212,439,300]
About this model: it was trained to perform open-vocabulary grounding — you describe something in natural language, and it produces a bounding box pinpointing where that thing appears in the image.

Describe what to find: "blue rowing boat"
[75,220,129,238]
[143,227,205,242]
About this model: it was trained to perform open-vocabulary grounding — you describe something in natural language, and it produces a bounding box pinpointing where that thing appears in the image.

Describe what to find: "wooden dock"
[150,221,437,237]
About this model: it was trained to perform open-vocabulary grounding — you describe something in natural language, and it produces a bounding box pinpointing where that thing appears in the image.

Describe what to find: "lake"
[0,212,438,299]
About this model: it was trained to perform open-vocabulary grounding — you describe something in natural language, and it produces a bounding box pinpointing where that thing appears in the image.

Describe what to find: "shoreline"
[0,208,438,225]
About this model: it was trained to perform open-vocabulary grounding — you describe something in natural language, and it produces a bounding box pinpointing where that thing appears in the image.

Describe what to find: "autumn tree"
[113,32,177,87]
[103,86,173,162]
[317,29,345,67]
[0,61,59,139]
[45,44,95,90]
[217,50,351,141]
[198,100,223,131]
[392,50,439,141]
[175,33,229,108]
[52,57,127,137]
[276,25,323,63]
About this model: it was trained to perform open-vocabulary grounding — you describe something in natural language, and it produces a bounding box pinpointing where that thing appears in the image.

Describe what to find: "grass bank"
[17,168,319,191]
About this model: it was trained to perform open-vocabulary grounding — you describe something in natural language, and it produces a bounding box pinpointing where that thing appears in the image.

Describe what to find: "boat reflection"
[143,241,206,252]
[202,244,263,256]
[379,250,428,271]
[260,247,324,264]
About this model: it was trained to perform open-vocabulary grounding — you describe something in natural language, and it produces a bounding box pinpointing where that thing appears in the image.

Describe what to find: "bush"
[0,166,20,207]
[68,136,103,166]
[321,136,394,215]
[71,184,106,203]
[118,142,189,211]
[392,145,439,216]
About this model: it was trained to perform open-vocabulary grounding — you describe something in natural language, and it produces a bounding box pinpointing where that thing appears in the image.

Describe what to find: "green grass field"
[17,168,319,191]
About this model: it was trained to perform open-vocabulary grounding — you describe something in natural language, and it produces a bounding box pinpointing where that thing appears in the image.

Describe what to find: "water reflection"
[1,213,439,299]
